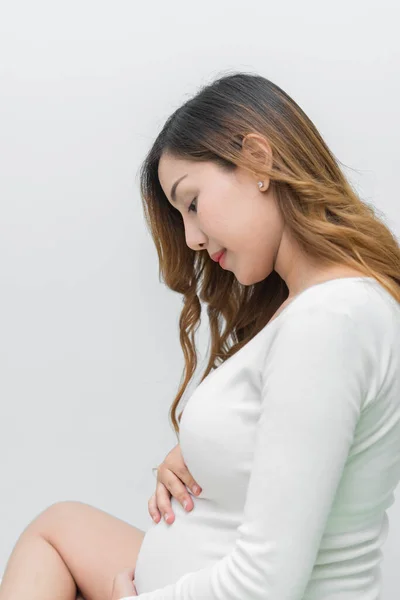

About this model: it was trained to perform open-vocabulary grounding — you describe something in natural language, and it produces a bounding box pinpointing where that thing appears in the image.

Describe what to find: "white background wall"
[0,0,399,597]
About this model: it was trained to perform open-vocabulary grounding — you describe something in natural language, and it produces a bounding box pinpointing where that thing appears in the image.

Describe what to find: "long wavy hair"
[138,71,400,437]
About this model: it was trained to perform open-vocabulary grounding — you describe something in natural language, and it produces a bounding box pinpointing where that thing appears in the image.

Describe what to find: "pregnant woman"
[1,72,400,600]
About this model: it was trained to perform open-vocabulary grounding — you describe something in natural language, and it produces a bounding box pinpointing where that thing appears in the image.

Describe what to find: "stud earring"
[257,181,264,189]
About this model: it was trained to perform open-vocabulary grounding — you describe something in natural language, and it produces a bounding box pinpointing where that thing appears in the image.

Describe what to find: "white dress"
[122,277,400,600]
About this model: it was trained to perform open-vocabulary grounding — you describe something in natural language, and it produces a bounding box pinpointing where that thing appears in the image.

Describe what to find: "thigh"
[29,501,146,600]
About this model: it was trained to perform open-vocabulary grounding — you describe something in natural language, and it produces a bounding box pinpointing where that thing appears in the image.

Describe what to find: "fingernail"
[183,500,188,510]
[192,485,200,495]
[164,513,169,522]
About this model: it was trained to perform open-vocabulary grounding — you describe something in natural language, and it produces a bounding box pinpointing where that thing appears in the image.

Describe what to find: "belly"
[134,495,241,594]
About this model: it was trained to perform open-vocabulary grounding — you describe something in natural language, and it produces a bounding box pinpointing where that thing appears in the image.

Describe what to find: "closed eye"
[188,196,198,213]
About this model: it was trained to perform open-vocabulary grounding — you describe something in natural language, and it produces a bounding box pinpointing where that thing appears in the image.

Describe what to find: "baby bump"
[134,496,240,594]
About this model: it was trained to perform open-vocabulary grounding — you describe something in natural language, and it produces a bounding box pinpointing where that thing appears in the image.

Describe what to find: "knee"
[27,501,85,537]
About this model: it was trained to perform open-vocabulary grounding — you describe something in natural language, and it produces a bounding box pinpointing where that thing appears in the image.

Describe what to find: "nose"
[184,224,207,252]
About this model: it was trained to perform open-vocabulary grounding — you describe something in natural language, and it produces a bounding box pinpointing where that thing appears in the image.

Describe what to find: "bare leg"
[0,501,146,600]
[0,529,76,600]
[0,556,84,600]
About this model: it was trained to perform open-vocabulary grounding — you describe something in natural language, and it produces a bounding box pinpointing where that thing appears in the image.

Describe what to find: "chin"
[235,274,261,286]
[235,267,272,287]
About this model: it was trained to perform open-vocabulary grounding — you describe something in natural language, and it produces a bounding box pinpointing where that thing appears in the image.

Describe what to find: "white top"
[122,277,400,600]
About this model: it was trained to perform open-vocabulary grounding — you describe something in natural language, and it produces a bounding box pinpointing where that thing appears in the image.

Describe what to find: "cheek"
[237,228,274,266]
[200,208,230,238]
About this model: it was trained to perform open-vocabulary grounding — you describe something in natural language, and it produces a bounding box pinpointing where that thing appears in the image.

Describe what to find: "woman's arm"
[121,307,370,600]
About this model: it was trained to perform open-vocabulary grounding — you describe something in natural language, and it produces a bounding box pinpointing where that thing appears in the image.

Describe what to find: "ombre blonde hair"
[138,71,400,436]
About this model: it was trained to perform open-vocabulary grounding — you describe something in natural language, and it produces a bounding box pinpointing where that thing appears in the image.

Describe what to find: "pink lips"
[217,250,226,265]
[211,249,226,262]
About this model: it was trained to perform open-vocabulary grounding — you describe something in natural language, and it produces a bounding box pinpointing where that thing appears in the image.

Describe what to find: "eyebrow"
[170,174,188,203]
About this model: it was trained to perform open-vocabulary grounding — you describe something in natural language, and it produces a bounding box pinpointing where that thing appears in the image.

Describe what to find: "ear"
[242,133,273,182]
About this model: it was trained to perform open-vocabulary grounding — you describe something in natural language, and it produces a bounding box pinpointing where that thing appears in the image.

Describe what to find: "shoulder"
[278,277,399,338]
[265,278,399,393]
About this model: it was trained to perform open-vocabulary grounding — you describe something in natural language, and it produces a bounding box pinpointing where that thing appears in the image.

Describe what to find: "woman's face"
[158,152,286,286]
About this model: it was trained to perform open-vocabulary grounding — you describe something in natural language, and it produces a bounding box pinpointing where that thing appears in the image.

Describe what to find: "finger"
[155,481,177,524]
[148,493,161,523]
[158,469,194,514]
[164,459,202,496]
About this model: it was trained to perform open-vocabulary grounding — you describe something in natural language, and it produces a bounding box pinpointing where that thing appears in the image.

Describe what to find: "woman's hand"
[148,444,202,525]
[111,567,137,599]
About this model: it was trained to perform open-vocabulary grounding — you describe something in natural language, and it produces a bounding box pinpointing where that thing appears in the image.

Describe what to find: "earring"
[257,181,264,189]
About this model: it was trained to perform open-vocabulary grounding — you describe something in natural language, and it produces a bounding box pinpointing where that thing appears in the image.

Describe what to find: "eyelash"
[188,196,198,213]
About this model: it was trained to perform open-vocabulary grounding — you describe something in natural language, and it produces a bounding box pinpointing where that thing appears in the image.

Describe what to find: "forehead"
[158,154,200,183]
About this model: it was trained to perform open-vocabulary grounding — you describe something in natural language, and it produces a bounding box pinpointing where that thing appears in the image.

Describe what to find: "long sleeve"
[123,306,370,600]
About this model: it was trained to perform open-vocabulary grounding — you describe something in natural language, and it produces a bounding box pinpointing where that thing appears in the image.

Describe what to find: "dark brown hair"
[138,71,400,436]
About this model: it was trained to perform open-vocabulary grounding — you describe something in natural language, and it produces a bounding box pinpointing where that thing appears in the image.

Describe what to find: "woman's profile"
[0,72,399,600]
